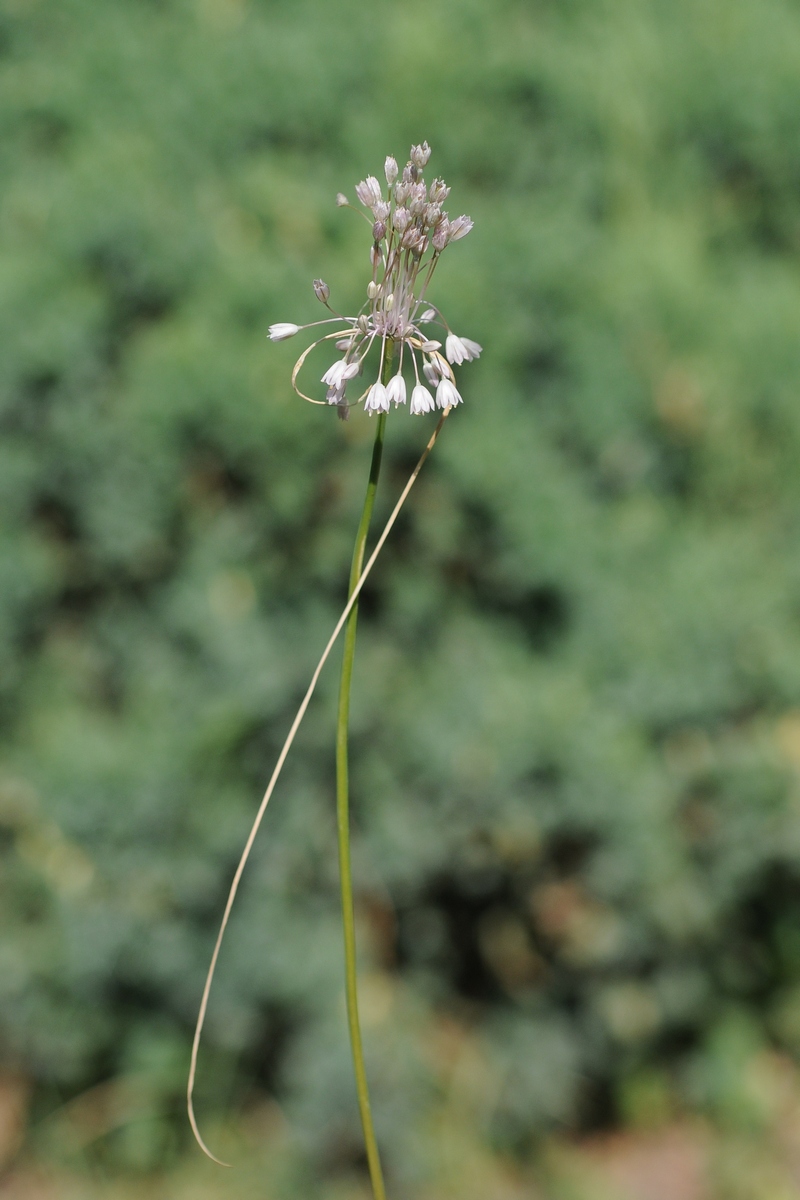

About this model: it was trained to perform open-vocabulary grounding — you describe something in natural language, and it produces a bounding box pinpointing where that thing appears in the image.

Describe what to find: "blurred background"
[2,0,800,1197]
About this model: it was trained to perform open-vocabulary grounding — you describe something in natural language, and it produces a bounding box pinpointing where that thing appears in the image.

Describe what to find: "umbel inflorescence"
[269,142,481,417]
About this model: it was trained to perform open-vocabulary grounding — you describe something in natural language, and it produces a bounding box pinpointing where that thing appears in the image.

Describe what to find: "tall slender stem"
[335,346,394,1200]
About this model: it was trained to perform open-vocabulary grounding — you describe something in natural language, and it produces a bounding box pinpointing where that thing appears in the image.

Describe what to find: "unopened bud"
[372,219,387,241]
[367,281,379,300]
[394,181,411,206]
[402,226,426,253]
[410,141,432,169]
[385,293,394,312]
[429,178,450,203]
[385,156,398,185]
[358,314,370,333]
[393,207,411,233]
[432,219,449,251]
[408,183,427,216]
[313,279,330,303]
[355,176,383,208]
[447,214,474,242]
[336,192,349,207]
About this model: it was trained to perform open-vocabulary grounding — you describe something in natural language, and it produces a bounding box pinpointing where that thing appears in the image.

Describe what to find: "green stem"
[336,346,394,1200]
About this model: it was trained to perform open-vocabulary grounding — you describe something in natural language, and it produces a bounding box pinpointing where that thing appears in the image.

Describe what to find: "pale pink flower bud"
[385,156,399,184]
[408,183,427,216]
[394,181,411,205]
[402,227,426,253]
[392,207,411,233]
[447,214,473,241]
[355,176,382,208]
[410,141,432,169]
[268,323,300,341]
[372,219,387,241]
[432,219,450,251]
[373,201,391,221]
[410,383,435,415]
[365,381,390,413]
[429,178,450,203]
[313,279,330,303]
[385,374,407,406]
[419,308,436,323]
[436,378,462,409]
[336,193,349,207]
[423,203,442,227]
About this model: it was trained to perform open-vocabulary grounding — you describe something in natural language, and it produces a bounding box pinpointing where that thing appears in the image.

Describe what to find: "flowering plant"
[189,144,479,1200]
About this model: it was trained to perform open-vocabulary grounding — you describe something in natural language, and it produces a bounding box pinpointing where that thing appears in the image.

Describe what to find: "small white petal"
[386,374,407,406]
[365,382,390,413]
[410,383,435,415]
[460,337,483,361]
[420,339,441,352]
[436,378,462,409]
[322,359,361,388]
[268,323,300,341]
[322,361,346,387]
[445,333,467,364]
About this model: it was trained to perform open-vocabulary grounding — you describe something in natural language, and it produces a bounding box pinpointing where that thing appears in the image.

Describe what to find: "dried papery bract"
[189,145,479,1200]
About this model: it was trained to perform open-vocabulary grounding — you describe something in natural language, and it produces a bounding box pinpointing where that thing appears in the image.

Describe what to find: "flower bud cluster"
[268,143,481,419]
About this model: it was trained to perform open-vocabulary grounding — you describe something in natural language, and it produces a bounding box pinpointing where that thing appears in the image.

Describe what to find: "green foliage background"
[3,0,800,1193]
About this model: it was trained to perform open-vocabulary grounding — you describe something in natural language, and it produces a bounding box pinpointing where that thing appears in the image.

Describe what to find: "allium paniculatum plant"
[189,145,479,1200]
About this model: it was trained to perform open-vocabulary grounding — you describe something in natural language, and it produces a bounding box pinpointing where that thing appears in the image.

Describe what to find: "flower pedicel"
[269,141,481,418]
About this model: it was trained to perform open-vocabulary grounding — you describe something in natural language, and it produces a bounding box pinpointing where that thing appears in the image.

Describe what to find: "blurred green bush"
[3,0,800,1191]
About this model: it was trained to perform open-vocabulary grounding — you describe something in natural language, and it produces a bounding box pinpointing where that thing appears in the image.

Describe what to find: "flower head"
[270,143,479,417]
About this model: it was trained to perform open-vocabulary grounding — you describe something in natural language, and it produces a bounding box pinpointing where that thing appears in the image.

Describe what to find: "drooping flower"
[410,384,435,415]
[268,323,300,341]
[365,382,390,413]
[269,143,480,417]
[445,334,483,365]
[386,374,407,406]
[436,378,462,409]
